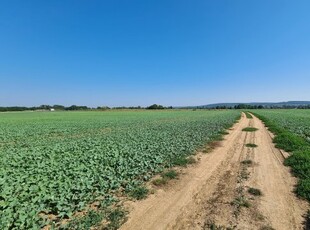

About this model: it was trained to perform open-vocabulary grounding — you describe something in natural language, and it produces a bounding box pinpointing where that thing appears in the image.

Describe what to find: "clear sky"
[1,0,310,107]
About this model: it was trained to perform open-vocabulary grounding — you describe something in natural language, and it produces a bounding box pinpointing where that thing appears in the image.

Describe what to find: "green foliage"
[245,143,257,148]
[248,187,262,196]
[231,196,250,208]
[242,127,258,132]
[152,178,168,186]
[128,186,149,200]
[253,110,310,202]
[146,104,165,110]
[285,148,310,179]
[0,110,240,229]
[244,112,253,119]
[162,170,178,179]
[241,160,253,165]
[105,208,126,230]
[274,132,307,152]
[64,210,104,230]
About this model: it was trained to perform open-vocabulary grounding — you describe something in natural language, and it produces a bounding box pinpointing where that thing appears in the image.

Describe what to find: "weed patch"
[162,170,178,179]
[241,159,253,165]
[231,196,251,209]
[248,187,262,196]
[152,178,167,186]
[242,127,258,132]
[128,186,148,200]
[245,112,253,119]
[245,143,257,148]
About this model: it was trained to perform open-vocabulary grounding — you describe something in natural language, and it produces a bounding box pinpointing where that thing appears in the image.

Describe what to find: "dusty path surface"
[120,113,309,230]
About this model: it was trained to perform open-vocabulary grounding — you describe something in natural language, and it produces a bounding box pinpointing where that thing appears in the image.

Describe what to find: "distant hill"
[183,101,310,109]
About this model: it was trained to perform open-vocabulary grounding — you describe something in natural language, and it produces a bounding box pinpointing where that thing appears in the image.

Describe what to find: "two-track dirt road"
[120,113,309,230]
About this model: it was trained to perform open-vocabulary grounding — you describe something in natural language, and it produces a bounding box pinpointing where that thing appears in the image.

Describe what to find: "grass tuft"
[128,186,148,200]
[245,143,258,148]
[245,112,253,119]
[242,127,258,132]
[241,159,253,165]
[152,178,167,186]
[248,187,262,196]
[162,170,178,179]
[231,196,251,208]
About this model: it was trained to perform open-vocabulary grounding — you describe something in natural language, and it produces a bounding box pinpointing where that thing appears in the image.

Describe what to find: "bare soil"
[120,113,309,230]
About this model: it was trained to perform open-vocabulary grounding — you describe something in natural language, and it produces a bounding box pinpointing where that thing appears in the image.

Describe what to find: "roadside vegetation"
[252,110,310,202]
[245,112,253,119]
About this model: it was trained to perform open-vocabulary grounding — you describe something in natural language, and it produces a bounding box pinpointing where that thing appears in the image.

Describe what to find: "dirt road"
[120,113,309,230]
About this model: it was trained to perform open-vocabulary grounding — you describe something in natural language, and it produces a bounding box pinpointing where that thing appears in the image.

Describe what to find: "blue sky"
[1,0,310,107]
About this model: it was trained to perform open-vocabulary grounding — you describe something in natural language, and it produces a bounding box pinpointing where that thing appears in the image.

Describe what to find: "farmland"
[253,110,310,201]
[0,110,240,229]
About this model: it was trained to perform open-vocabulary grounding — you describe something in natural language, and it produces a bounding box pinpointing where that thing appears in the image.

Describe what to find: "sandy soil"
[120,113,309,230]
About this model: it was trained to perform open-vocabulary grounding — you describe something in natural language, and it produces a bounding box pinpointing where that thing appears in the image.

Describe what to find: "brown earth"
[120,113,309,230]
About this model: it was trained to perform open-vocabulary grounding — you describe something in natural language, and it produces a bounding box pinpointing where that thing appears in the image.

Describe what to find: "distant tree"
[146,104,165,110]
[53,105,65,110]
[65,105,89,110]
[38,105,51,110]
[97,106,110,110]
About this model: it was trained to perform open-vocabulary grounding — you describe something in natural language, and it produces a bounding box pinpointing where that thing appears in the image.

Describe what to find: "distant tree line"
[1,103,309,112]
[0,104,174,112]
[232,104,310,109]
[0,104,90,112]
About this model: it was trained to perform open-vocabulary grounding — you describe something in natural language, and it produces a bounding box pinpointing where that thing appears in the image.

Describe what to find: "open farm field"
[0,110,240,229]
[253,110,310,142]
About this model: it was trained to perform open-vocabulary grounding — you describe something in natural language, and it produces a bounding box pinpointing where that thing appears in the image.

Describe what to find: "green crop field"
[0,110,240,229]
[253,110,310,202]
